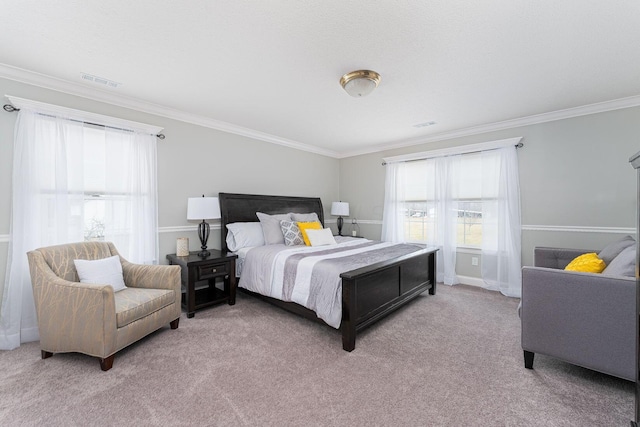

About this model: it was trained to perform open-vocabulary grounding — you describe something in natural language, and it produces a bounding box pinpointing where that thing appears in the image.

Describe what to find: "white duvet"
[238,237,422,328]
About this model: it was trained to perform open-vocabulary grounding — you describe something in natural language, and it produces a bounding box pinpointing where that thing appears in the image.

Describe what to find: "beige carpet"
[0,284,633,426]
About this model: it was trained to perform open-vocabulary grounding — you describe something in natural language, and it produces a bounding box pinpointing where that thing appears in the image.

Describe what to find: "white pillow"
[256,212,292,245]
[290,212,320,223]
[226,222,265,251]
[305,228,337,247]
[74,255,127,292]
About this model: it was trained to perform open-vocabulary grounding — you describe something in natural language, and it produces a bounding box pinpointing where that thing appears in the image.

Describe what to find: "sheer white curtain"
[381,162,406,242]
[434,156,461,285]
[0,108,158,350]
[103,127,159,264]
[480,146,522,297]
[382,158,460,285]
[382,141,522,296]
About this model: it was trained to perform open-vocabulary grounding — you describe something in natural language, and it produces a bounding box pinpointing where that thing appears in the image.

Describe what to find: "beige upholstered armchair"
[27,241,181,371]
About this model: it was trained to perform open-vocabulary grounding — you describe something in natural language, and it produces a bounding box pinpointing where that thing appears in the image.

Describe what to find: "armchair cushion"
[74,255,127,292]
[115,288,175,328]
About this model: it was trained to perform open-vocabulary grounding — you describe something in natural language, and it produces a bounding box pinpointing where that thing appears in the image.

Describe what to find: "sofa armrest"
[121,260,181,293]
[27,251,117,357]
[533,247,597,269]
[521,266,635,380]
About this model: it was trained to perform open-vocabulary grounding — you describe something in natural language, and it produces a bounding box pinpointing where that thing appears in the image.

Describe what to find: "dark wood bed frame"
[218,192,437,351]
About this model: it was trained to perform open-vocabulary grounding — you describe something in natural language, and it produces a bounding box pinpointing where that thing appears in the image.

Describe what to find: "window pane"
[457,201,482,246]
[403,201,435,242]
[84,196,105,241]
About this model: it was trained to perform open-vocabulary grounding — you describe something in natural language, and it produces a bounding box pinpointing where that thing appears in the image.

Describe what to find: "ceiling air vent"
[413,121,437,128]
[80,73,121,88]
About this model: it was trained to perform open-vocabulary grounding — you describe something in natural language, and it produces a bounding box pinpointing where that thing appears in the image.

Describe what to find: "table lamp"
[187,195,221,257]
[331,201,350,236]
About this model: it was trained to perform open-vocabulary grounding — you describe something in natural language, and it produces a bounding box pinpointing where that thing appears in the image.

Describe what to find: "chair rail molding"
[522,225,635,234]
[2,224,631,244]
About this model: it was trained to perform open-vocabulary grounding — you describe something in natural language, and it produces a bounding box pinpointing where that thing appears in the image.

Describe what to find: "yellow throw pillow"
[297,221,322,246]
[564,253,606,273]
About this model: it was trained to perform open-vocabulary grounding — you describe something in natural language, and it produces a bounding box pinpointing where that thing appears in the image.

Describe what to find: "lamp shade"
[331,202,349,217]
[187,196,221,220]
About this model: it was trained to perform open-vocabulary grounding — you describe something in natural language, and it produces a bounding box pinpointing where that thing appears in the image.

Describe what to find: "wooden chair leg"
[170,318,179,329]
[99,354,115,371]
[41,350,53,359]
[524,350,535,369]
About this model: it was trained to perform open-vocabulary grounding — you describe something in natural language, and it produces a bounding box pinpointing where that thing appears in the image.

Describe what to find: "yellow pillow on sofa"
[564,253,606,273]
[297,221,322,246]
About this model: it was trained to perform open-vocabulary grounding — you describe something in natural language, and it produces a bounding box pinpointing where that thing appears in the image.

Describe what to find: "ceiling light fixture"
[340,70,381,97]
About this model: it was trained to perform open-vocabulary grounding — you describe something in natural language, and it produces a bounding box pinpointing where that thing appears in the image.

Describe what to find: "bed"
[219,192,437,351]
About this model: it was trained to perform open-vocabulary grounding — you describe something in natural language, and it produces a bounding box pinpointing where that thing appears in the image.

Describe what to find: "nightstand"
[166,250,237,318]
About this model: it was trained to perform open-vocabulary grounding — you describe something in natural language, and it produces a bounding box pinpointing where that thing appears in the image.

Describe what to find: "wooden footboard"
[340,247,437,351]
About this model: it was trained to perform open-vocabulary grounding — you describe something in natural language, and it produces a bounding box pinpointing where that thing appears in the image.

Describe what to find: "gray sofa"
[520,238,636,381]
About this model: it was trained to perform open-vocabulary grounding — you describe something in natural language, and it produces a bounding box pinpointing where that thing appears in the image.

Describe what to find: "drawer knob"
[212,268,217,273]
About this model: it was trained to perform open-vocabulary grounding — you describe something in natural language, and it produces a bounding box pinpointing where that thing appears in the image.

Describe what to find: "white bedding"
[238,237,423,328]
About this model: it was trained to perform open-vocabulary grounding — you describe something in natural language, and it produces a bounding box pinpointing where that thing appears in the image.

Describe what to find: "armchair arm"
[521,266,635,380]
[27,251,117,358]
[533,247,597,269]
[121,260,181,292]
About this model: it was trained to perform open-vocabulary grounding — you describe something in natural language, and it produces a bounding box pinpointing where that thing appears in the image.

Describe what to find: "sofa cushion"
[598,235,635,265]
[602,245,636,277]
[115,288,175,328]
[564,253,606,273]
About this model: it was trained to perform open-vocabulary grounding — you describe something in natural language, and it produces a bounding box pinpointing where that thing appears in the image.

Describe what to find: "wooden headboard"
[218,192,324,252]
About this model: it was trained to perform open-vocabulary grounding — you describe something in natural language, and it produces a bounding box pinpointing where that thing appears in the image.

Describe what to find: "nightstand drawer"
[197,263,228,280]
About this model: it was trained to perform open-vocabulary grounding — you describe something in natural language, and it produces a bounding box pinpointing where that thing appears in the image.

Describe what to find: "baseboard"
[457,275,485,287]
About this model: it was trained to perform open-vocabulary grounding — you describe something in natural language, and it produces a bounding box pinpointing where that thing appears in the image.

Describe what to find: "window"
[398,153,497,247]
[80,126,135,242]
[11,104,160,264]
[382,139,522,296]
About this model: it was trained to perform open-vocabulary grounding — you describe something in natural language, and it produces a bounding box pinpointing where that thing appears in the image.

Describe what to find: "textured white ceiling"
[1,1,640,157]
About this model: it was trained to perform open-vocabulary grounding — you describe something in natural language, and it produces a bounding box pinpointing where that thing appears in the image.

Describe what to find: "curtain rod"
[3,104,166,140]
[381,141,523,166]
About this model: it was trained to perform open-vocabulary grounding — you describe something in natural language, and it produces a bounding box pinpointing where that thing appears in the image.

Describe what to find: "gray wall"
[2,75,639,290]
[339,106,640,274]
[0,78,340,297]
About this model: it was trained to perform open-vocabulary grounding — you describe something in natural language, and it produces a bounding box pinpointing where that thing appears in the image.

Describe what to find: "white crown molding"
[2,63,640,160]
[0,63,339,159]
[338,95,640,158]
